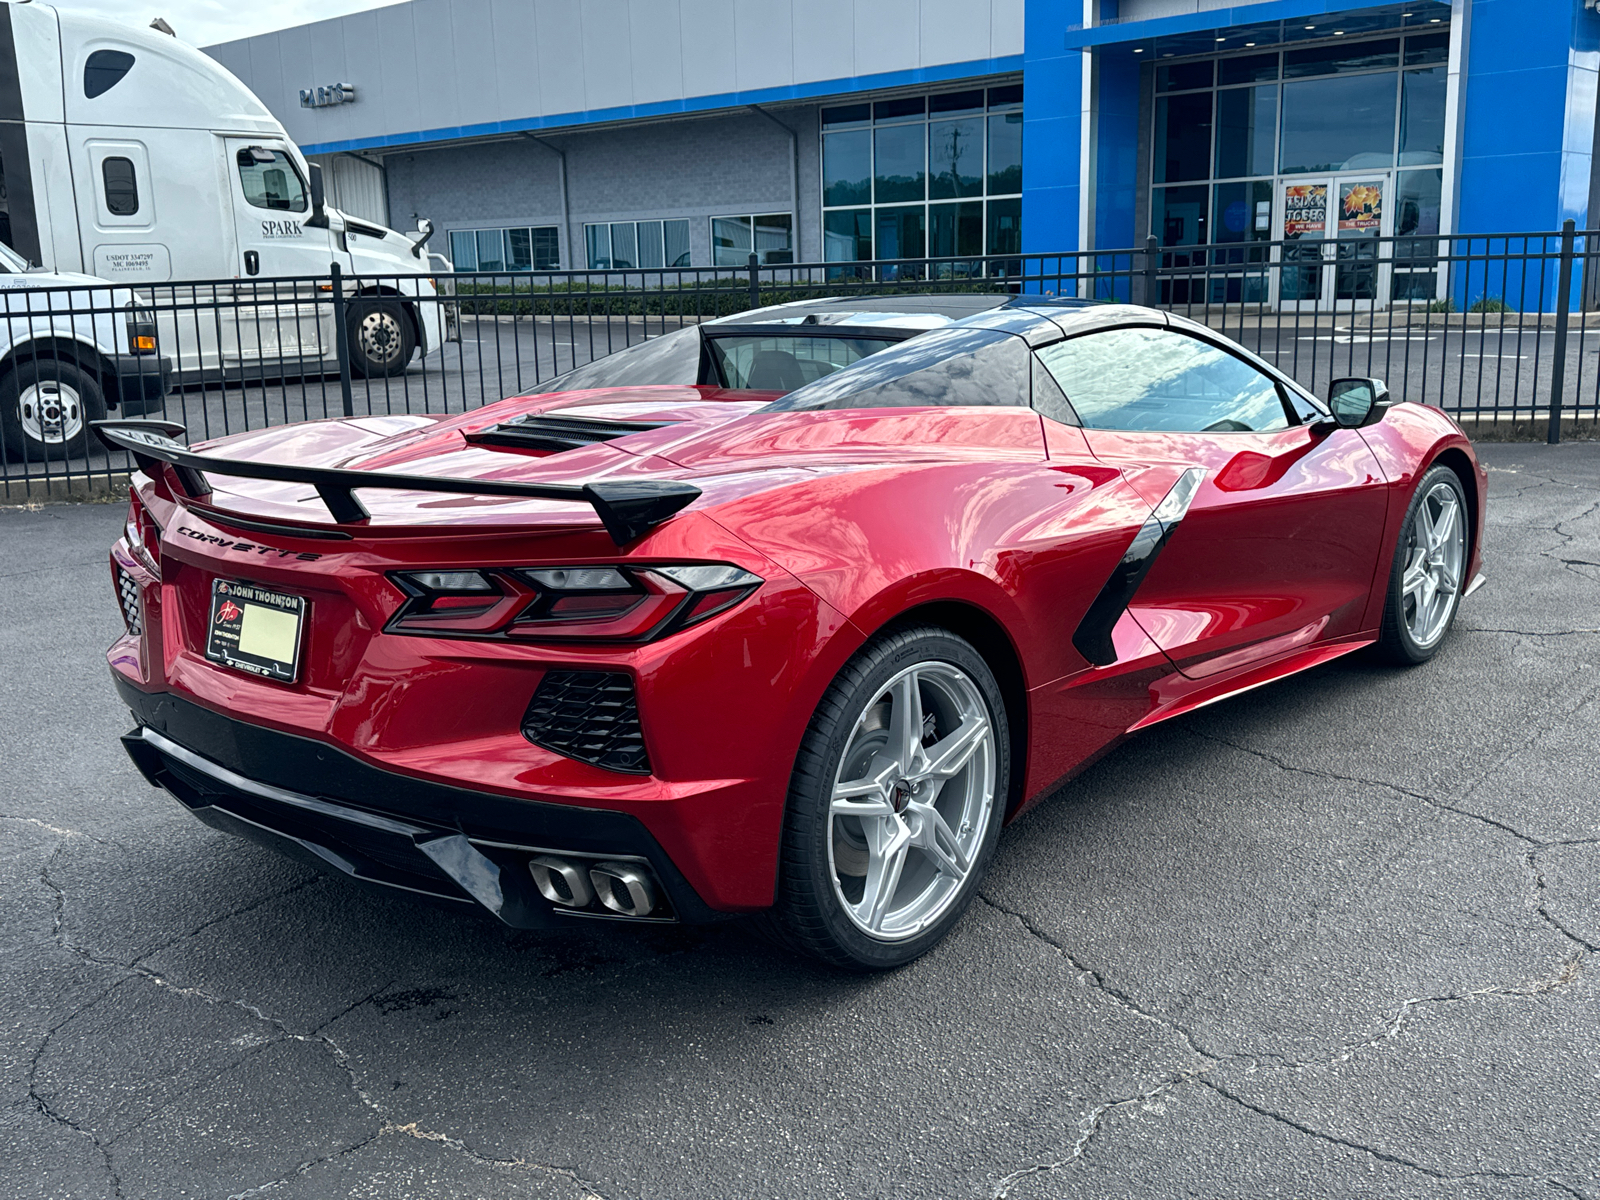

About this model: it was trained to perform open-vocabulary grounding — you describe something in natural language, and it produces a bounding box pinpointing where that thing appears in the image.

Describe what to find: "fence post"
[1548,219,1575,445]
[748,252,760,311]
[330,261,356,418]
[1143,236,1160,309]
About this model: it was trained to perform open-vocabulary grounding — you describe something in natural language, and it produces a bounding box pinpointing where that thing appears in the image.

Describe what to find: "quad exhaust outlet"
[528,853,660,917]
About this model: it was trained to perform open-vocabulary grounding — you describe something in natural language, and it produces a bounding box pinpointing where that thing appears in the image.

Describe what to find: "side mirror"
[409,217,435,260]
[1328,377,1391,428]
[306,162,328,229]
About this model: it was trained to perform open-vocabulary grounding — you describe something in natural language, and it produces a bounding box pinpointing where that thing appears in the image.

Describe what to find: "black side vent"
[464,413,673,453]
[522,670,649,774]
[116,566,143,636]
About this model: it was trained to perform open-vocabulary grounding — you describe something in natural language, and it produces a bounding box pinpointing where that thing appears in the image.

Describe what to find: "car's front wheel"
[1375,463,1470,664]
[766,626,1009,970]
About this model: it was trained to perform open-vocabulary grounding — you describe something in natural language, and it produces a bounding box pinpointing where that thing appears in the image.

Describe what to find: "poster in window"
[1339,182,1383,233]
[1283,185,1328,238]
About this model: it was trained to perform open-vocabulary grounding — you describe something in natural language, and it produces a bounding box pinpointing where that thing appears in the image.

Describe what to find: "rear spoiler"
[91,420,700,545]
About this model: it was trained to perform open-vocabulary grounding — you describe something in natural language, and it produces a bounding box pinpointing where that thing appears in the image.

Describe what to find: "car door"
[1033,322,1390,676]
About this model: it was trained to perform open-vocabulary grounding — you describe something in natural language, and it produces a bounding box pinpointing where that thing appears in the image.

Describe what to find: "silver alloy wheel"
[827,662,996,941]
[18,379,84,445]
[1401,479,1466,649]
[355,308,406,366]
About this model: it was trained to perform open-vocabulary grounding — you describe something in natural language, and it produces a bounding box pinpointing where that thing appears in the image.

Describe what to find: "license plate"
[205,579,307,683]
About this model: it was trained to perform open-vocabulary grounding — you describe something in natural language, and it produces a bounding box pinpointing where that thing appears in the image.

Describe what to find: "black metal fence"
[4,222,1599,499]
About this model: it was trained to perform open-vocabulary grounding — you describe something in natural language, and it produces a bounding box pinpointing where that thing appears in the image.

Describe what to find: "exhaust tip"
[589,861,657,916]
[528,854,594,908]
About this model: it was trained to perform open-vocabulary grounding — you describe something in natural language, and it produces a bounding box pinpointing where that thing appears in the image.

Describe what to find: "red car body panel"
[106,365,1487,923]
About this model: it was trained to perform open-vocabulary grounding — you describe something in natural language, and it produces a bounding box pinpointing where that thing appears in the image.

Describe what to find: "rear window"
[707,335,894,390]
[762,326,1030,412]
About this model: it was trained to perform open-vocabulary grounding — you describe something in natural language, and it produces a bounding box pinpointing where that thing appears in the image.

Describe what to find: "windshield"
[707,335,895,390]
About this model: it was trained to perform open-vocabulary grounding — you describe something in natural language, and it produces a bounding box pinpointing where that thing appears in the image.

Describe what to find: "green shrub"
[1428,298,1456,313]
[1469,297,1511,313]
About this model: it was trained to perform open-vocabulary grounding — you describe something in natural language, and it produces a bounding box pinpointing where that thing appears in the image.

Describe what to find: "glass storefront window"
[986,198,1022,256]
[1156,91,1213,182]
[1400,67,1447,165]
[1212,181,1273,246]
[586,219,691,269]
[874,123,925,203]
[1153,186,1208,247]
[1280,73,1396,173]
[930,118,983,199]
[823,129,871,206]
[1404,32,1450,66]
[451,226,560,272]
[713,213,794,265]
[1157,61,1213,92]
[822,86,1022,265]
[475,229,504,272]
[1215,86,1276,179]
[824,209,872,262]
[876,204,926,261]
[1218,53,1279,85]
[609,222,638,269]
[988,112,1023,195]
[1283,38,1399,78]
[930,201,983,257]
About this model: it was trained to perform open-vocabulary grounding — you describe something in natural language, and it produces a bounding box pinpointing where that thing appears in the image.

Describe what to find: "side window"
[101,157,139,216]
[1035,327,1292,433]
[235,149,308,213]
[84,50,135,99]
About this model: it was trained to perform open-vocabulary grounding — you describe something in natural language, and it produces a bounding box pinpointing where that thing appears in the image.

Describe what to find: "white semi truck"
[0,1,446,383]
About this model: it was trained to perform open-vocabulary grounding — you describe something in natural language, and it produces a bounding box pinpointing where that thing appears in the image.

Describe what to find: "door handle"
[244,250,260,276]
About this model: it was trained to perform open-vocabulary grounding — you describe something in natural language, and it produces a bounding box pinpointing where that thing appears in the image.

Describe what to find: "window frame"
[448,225,562,272]
[709,212,795,267]
[584,218,692,270]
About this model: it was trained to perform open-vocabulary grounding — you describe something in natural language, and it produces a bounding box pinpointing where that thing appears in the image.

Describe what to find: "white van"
[0,2,445,380]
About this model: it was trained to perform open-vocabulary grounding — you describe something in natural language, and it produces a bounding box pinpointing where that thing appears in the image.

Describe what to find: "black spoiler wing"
[92,420,700,545]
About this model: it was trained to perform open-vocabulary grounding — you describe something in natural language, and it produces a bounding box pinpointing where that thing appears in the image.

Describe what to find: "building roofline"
[298,54,1024,156]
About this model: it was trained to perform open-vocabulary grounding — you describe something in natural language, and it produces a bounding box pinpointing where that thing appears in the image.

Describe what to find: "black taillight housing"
[385,563,762,642]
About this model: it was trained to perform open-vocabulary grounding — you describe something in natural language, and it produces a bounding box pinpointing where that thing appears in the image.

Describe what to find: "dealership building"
[206,0,1598,304]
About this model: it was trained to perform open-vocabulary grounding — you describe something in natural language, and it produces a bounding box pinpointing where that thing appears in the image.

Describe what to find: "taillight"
[385,563,762,642]
[124,492,162,576]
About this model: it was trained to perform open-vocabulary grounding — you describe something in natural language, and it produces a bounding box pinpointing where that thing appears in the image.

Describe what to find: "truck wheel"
[0,358,107,462]
[347,299,416,378]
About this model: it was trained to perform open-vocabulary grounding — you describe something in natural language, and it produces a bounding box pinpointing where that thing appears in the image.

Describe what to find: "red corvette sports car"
[101,300,1485,969]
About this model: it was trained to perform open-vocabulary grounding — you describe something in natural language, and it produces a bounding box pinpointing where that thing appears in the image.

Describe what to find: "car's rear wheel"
[765,626,1009,970]
[1375,464,1469,665]
[0,357,107,462]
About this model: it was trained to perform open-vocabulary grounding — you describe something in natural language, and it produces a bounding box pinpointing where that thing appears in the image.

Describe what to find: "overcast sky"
[55,0,408,48]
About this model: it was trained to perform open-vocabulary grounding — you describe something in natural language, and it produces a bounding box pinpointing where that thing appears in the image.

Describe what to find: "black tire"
[1374,463,1470,665]
[0,356,107,463]
[762,625,1011,971]
[347,299,416,378]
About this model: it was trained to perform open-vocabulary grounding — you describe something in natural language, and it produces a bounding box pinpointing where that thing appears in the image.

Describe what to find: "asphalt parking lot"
[3,440,1598,1199]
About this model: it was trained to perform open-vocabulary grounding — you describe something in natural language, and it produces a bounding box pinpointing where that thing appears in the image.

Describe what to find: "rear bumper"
[116,678,723,928]
[107,354,172,413]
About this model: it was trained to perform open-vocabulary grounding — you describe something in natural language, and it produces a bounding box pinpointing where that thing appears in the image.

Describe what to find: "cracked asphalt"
[3,440,1599,1200]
